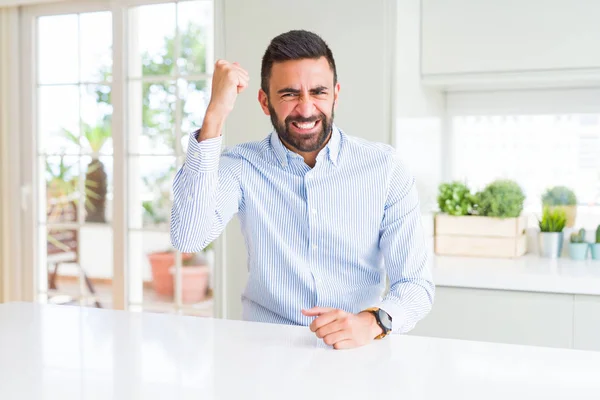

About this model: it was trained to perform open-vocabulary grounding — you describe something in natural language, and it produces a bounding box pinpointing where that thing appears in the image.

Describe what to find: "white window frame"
[18,0,226,313]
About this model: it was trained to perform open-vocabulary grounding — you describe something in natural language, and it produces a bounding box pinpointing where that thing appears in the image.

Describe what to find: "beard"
[268,101,334,153]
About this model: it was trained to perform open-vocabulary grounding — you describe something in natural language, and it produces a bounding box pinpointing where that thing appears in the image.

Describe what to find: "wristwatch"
[363,307,392,339]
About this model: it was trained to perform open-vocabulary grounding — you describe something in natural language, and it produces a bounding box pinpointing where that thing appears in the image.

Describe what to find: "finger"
[315,319,346,339]
[309,310,344,332]
[302,307,336,316]
[233,66,250,80]
[323,330,352,347]
[237,78,249,93]
[333,340,356,350]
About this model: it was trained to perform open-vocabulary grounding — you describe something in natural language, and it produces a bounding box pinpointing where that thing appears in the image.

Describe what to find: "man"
[171,30,434,350]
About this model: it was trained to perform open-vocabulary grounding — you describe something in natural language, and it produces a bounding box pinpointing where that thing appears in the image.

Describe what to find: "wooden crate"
[434,214,528,258]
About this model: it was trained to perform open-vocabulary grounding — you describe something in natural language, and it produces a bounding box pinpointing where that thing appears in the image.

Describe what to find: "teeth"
[295,121,316,129]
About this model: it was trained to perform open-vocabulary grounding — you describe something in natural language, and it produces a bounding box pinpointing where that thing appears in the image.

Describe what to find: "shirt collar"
[270,124,341,168]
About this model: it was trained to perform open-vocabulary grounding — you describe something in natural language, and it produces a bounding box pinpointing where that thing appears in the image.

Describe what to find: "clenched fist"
[207,59,250,119]
[197,60,249,141]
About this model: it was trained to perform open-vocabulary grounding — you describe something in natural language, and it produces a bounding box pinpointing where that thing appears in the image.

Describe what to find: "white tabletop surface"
[1,302,600,399]
[433,254,600,295]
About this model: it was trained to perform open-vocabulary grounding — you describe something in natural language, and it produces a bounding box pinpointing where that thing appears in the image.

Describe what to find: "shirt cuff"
[374,299,407,334]
[184,130,223,174]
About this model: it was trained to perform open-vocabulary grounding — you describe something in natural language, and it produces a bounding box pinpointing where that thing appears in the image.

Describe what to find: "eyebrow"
[276,86,329,94]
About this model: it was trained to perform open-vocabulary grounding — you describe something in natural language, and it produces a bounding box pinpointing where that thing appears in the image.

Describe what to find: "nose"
[294,94,316,118]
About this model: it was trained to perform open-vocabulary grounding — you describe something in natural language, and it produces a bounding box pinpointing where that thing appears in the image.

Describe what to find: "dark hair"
[260,30,337,95]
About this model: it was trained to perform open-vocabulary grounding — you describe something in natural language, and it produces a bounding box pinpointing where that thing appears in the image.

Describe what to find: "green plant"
[62,121,111,223]
[570,228,586,243]
[475,179,525,218]
[437,181,476,216]
[538,207,567,232]
[541,186,577,206]
[596,225,600,244]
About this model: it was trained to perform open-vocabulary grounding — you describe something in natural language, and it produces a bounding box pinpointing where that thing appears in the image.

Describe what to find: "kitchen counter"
[433,254,600,295]
[1,302,600,399]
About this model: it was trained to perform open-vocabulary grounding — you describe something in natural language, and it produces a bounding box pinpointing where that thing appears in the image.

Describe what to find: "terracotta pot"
[171,266,210,303]
[148,252,193,296]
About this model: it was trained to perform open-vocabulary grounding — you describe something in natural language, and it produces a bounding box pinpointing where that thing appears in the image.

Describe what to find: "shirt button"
[312,244,317,250]
[311,209,317,215]
[193,151,199,158]
[188,196,193,201]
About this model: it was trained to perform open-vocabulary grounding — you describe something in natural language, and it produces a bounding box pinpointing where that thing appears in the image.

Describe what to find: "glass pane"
[81,85,113,156]
[129,3,176,78]
[46,226,114,309]
[177,0,213,75]
[128,231,176,307]
[81,155,112,224]
[129,156,176,229]
[179,79,211,153]
[80,12,112,82]
[38,14,78,84]
[46,226,80,301]
[39,85,80,155]
[45,155,81,224]
[128,81,176,155]
[128,231,213,311]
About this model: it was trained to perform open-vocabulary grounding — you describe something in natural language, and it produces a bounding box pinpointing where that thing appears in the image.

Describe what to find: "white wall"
[220,0,396,320]
[394,0,444,248]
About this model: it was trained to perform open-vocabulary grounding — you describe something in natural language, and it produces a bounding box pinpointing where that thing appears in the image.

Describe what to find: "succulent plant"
[570,228,587,243]
[475,179,525,218]
[539,206,567,233]
[437,181,476,216]
[596,225,600,244]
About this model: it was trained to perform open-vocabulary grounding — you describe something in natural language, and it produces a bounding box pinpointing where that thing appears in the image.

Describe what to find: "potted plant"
[538,206,567,258]
[148,241,214,302]
[474,179,525,219]
[434,179,527,258]
[541,186,577,228]
[148,250,194,297]
[569,228,589,261]
[591,225,600,261]
[170,249,211,303]
[437,181,476,216]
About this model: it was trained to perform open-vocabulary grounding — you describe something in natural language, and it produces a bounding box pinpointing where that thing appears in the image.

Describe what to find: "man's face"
[259,57,340,153]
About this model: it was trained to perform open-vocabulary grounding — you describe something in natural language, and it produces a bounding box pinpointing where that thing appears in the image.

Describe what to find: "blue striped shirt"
[170,125,434,333]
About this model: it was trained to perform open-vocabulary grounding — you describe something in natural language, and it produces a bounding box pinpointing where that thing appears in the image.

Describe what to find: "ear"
[258,89,270,116]
[333,82,341,109]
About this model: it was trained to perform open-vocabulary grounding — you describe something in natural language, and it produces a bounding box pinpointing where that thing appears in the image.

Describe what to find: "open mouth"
[290,119,321,134]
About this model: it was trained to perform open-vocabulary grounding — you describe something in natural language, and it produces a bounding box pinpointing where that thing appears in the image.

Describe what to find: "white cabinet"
[410,287,574,349]
[420,0,600,87]
[574,295,600,351]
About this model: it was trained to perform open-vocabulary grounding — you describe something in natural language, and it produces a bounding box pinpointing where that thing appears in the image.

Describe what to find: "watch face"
[378,309,392,331]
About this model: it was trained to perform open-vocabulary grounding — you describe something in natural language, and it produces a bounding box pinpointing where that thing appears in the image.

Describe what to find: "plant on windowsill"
[538,206,567,259]
[569,228,589,261]
[591,225,600,261]
[541,186,577,228]
[434,179,527,258]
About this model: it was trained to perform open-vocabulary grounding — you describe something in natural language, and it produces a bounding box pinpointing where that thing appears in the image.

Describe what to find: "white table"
[1,302,600,399]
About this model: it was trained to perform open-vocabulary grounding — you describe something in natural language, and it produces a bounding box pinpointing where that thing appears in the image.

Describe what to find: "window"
[23,0,215,315]
[447,90,600,228]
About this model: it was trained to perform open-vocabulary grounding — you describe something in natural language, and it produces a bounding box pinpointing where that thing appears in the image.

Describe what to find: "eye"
[282,93,297,98]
